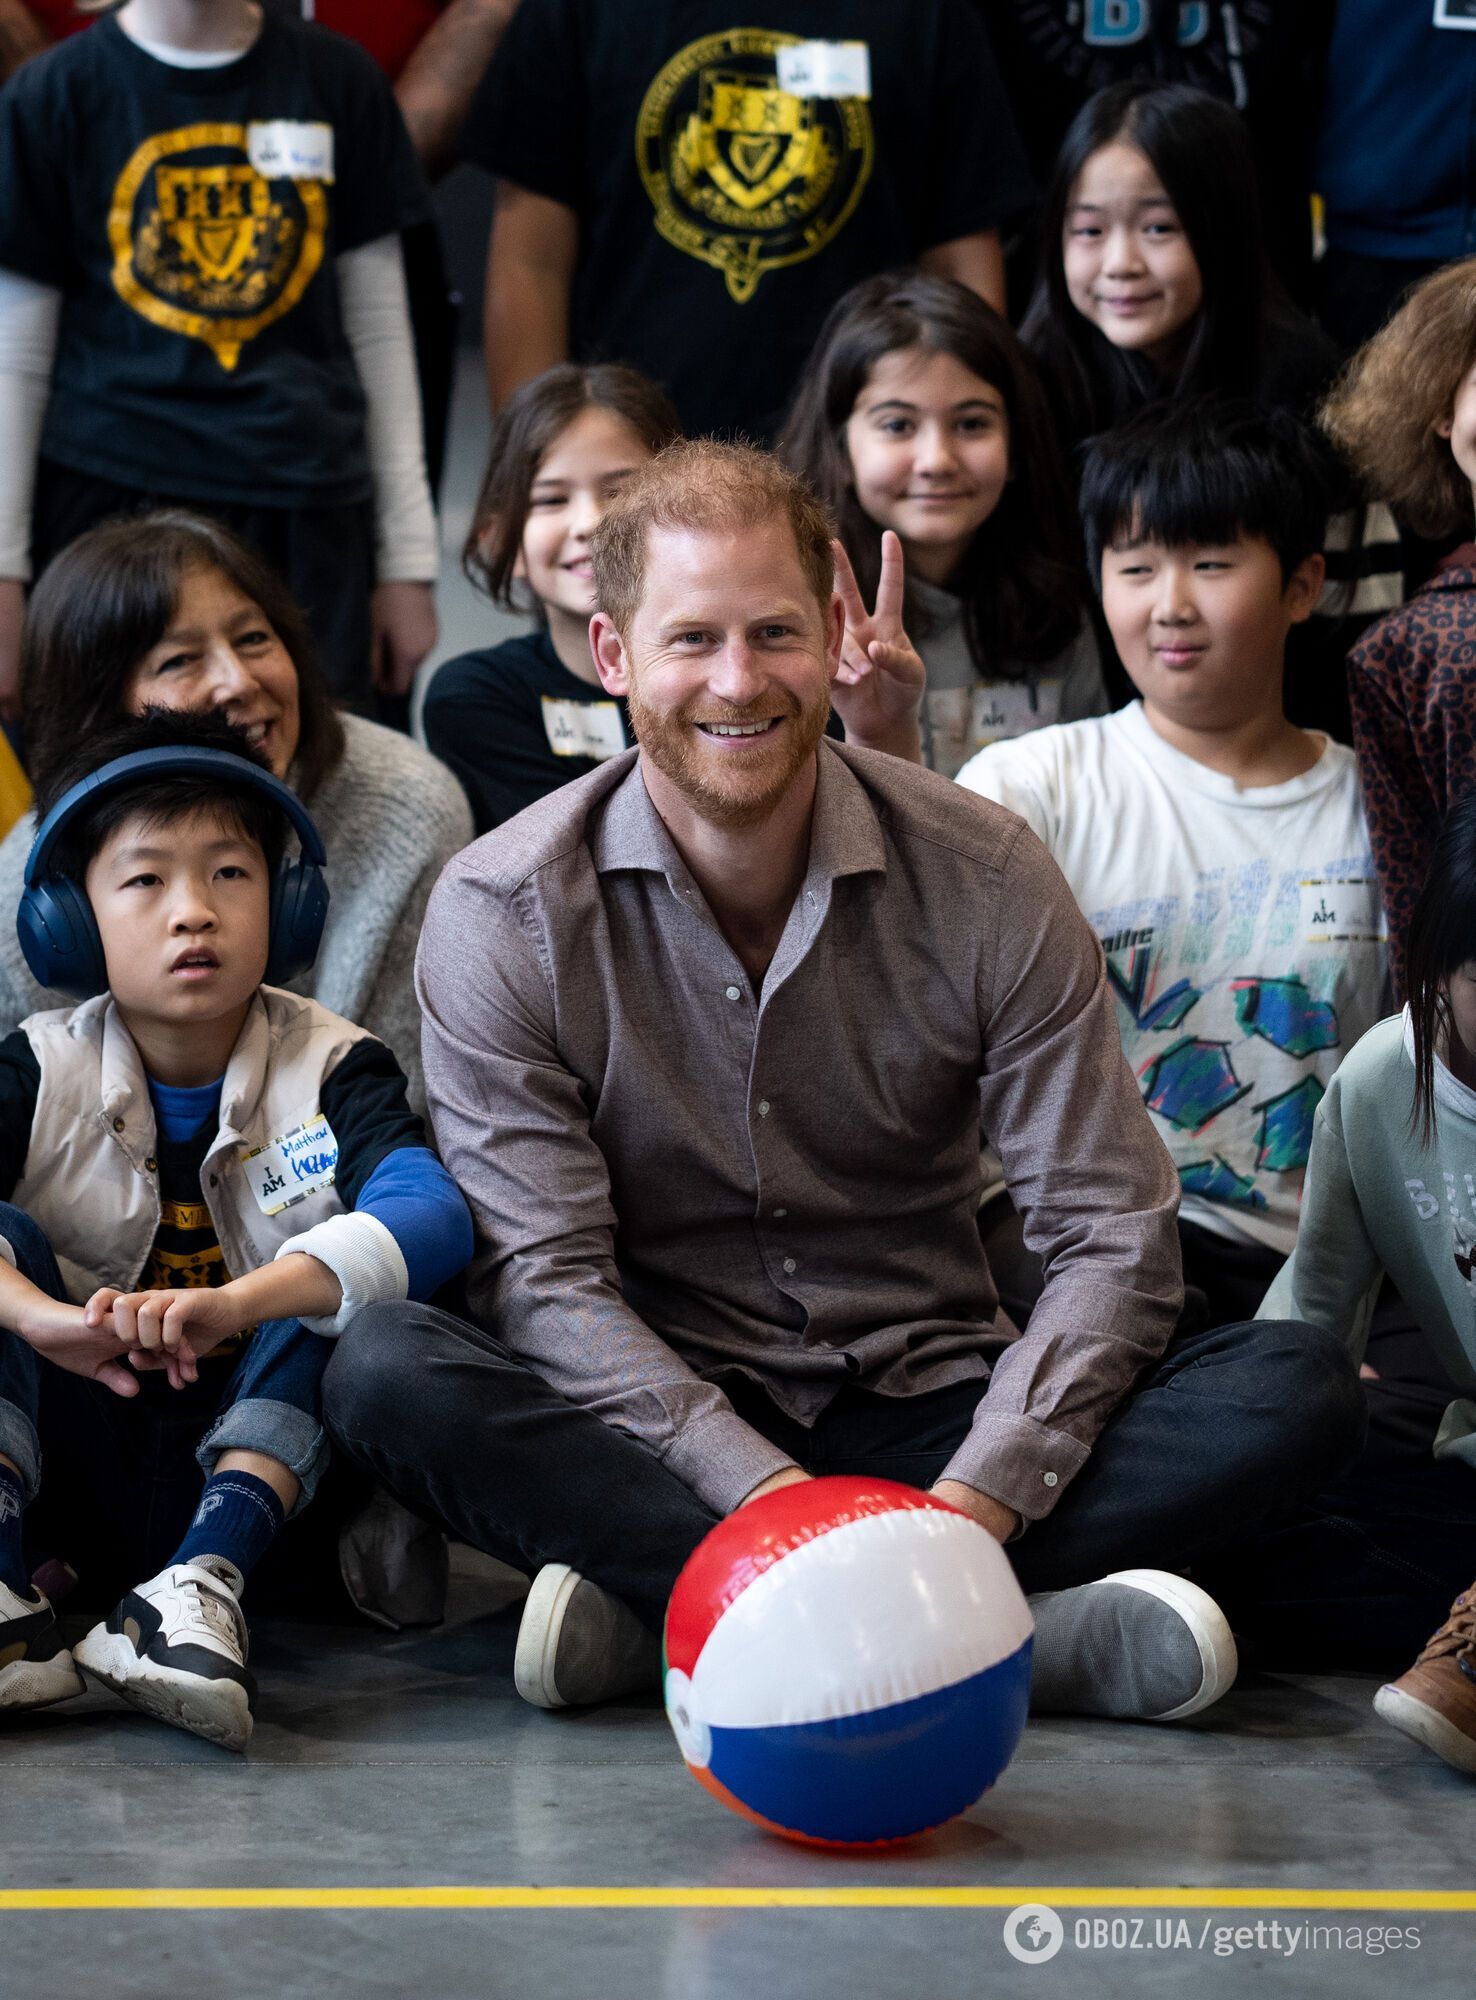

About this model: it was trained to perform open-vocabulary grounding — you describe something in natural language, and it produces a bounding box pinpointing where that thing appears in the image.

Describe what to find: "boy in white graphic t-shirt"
[958,400,1390,1325]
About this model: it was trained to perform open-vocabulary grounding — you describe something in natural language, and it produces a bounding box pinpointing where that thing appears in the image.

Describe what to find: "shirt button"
[112,1117,125,1132]
[724,984,741,1001]
[144,1157,157,1174]
[782,1257,797,1274]
[1043,1471,1058,1488]
[758,1100,770,1116]
[773,1207,787,1219]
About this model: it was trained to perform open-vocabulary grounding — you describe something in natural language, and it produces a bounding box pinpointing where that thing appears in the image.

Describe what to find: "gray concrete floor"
[1,1554,1471,2000]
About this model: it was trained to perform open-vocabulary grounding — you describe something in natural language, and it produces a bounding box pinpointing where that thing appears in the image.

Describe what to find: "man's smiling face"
[601,515,840,829]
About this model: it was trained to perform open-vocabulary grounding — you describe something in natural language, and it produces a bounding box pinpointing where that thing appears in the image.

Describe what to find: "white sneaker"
[1028,1569,1238,1721]
[0,1574,85,1713]
[73,1558,255,1752]
[513,1563,660,1710]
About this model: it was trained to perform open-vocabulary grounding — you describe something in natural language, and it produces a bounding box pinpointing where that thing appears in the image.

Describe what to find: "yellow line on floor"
[1,1886,1473,1914]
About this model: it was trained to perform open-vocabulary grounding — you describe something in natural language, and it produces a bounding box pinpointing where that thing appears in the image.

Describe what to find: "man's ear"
[590,611,631,696]
[1284,551,1325,626]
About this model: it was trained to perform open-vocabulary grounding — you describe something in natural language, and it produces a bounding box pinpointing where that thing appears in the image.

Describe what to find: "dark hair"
[19,511,345,804]
[33,708,290,884]
[1079,398,1333,582]
[777,271,1084,669]
[1022,81,1272,451]
[465,363,682,606]
[1407,793,1476,1145]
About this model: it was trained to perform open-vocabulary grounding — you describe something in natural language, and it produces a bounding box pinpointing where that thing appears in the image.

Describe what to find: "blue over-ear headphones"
[18,747,330,997]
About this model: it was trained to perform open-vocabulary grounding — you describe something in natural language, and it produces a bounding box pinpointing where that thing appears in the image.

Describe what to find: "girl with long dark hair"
[422,363,680,832]
[779,272,1104,776]
[1022,79,1333,456]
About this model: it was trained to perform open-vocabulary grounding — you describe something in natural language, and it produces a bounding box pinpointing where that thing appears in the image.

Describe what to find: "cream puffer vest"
[14,987,373,1303]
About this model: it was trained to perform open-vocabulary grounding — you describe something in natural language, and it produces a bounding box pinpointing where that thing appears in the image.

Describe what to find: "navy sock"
[171,1470,285,1582]
[0,1460,29,1594]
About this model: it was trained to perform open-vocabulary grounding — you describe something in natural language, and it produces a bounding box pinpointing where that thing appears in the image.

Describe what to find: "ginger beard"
[624,663,832,830]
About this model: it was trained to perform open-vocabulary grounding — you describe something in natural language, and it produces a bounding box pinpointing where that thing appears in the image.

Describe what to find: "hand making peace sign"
[829,532,927,762]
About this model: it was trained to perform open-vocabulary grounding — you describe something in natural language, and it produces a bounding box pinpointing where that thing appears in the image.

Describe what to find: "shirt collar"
[591,739,888,899]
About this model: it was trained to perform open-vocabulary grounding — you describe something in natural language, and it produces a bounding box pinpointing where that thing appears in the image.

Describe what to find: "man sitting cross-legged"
[324,442,1365,1715]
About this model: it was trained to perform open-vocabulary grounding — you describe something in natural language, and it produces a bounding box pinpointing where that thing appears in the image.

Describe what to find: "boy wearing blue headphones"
[0,710,472,1752]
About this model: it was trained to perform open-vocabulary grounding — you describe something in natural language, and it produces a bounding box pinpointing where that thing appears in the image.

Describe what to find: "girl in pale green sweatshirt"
[1263,796,1476,1776]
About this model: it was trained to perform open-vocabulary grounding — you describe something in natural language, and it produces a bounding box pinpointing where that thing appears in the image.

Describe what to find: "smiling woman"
[0,511,471,1107]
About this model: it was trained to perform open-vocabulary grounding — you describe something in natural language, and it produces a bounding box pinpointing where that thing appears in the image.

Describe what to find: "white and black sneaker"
[0,1575,85,1713]
[74,1558,256,1752]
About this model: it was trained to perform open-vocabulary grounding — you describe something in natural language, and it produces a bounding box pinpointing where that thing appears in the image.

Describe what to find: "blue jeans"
[0,1202,331,1587]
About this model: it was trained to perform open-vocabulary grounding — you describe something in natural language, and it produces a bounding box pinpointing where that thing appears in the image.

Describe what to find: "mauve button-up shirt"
[417,740,1182,1519]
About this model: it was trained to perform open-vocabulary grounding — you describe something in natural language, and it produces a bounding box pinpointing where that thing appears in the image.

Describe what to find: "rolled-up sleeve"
[415,855,795,1514]
[952,823,1183,1521]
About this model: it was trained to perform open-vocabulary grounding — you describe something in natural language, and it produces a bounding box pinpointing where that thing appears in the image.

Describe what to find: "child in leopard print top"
[1324,257,1476,1000]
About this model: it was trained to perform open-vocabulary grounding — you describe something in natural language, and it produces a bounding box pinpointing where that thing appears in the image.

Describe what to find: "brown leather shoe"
[1374,1585,1476,1775]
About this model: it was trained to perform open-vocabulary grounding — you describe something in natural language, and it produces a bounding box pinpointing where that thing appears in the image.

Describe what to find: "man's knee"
[322,1300,426,1450]
[1250,1318,1368,1476]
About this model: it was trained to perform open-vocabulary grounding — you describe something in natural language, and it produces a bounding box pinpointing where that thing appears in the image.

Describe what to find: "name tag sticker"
[1436,2,1476,31]
[247,120,335,182]
[775,40,872,99]
[1299,877,1386,946]
[240,1113,338,1217]
[541,696,627,761]
[972,677,1061,747]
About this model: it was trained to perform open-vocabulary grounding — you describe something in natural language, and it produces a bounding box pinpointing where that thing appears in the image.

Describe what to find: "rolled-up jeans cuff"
[195,1398,329,1515]
[0,1398,39,1505]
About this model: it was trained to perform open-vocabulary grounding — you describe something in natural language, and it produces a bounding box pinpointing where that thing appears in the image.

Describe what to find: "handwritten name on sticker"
[247,120,336,183]
[775,40,872,100]
[1298,877,1386,947]
[540,696,628,761]
[241,1112,339,1217]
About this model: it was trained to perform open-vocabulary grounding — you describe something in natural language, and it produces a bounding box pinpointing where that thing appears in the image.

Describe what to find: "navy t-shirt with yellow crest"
[466,0,1034,439]
[0,13,427,508]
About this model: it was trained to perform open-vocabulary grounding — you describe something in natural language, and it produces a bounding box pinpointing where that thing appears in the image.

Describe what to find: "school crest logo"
[108,123,327,371]
[636,30,873,304]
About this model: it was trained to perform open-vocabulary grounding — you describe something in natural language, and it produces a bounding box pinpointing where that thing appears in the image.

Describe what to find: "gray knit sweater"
[0,715,471,1111]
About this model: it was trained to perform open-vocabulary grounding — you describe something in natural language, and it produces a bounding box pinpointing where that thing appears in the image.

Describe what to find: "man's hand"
[737,1466,811,1508]
[0,578,25,725]
[17,1293,139,1397]
[828,535,925,762]
[370,580,438,697]
[931,1478,1019,1542]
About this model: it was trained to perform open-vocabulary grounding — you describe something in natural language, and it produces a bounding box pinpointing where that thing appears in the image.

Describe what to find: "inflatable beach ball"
[663,1476,1033,1846]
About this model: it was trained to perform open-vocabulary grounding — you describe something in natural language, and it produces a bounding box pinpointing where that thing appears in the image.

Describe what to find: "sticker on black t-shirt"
[110,123,330,372]
[636,29,874,304]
